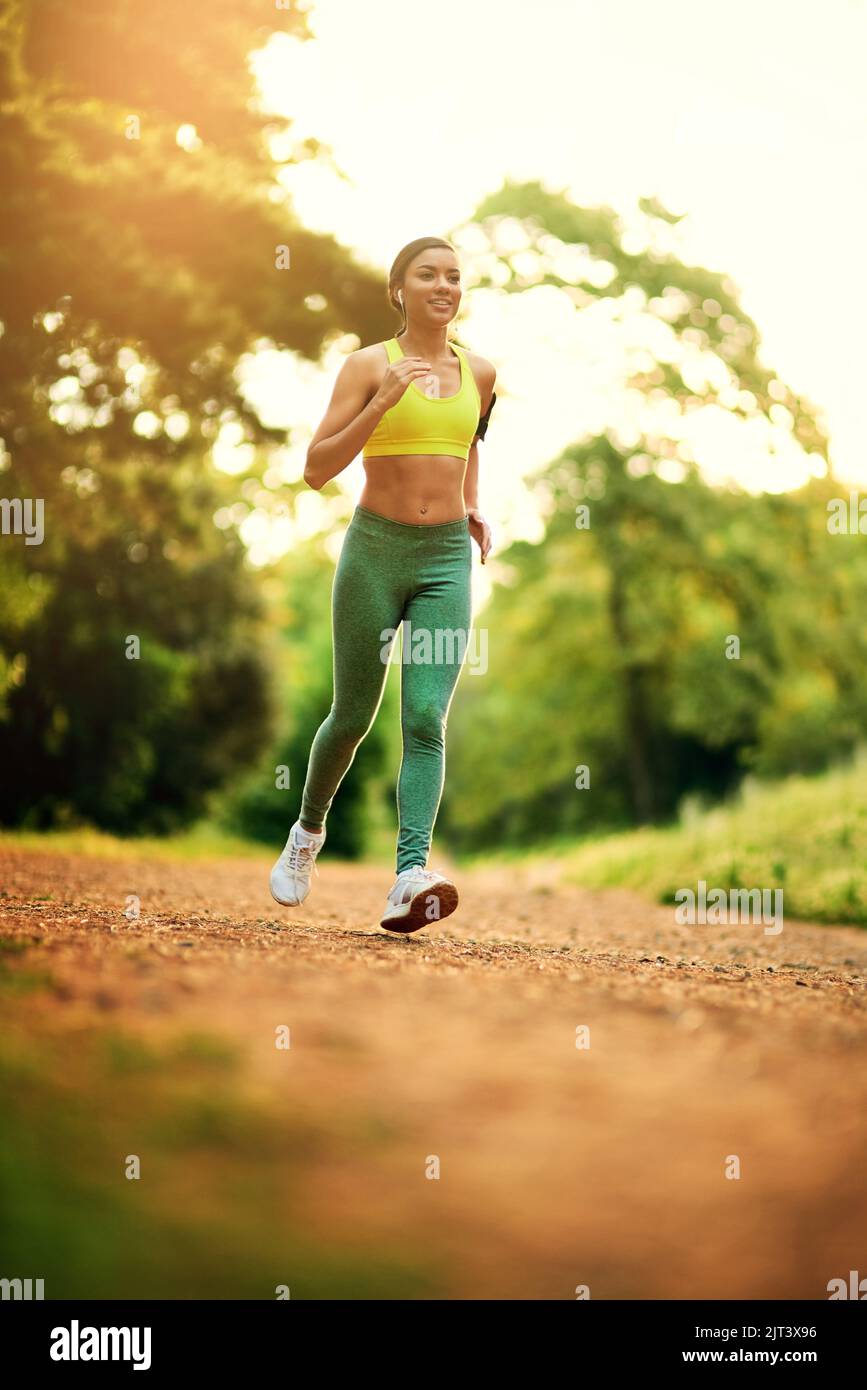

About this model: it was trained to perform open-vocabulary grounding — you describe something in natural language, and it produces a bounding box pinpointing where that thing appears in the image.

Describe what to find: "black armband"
[474,391,497,442]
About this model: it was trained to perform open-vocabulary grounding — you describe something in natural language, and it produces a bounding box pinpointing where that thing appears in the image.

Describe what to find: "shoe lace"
[283,840,321,879]
[417,867,446,883]
[390,866,445,903]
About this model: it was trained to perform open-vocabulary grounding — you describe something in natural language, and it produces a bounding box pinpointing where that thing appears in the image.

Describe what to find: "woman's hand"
[373,356,432,412]
[467,508,492,564]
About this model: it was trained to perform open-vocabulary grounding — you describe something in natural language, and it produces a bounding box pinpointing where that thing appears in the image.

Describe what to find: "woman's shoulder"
[459,346,496,398]
[337,341,390,390]
[460,344,495,374]
[348,340,389,363]
[357,340,395,372]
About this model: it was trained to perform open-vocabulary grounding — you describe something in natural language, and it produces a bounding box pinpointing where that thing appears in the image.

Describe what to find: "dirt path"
[2,844,866,1300]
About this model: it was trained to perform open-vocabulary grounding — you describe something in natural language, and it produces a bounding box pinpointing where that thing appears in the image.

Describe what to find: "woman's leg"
[396,525,472,874]
[299,516,407,832]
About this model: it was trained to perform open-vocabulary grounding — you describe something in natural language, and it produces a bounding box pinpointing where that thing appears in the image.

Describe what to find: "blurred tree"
[444,456,867,851]
[0,0,391,831]
[440,184,865,852]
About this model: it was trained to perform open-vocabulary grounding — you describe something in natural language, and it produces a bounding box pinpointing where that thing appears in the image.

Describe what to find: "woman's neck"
[397,326,453,360]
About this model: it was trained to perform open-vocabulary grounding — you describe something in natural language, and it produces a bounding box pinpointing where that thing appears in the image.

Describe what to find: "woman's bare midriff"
[359,454,468,525]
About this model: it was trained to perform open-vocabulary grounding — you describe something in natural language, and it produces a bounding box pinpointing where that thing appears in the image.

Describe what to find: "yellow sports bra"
[362,336,482,462]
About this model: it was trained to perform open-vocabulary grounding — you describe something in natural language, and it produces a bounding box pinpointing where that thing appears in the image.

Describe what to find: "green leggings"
[300,504,473,874]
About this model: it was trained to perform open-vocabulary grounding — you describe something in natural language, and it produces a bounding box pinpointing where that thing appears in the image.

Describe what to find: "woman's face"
[402,248,462,326]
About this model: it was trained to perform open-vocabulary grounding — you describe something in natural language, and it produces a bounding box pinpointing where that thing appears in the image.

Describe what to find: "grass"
[0,936,55,995]
[0,822,269,861]
[0,819,399,867]
[4,760,866,925]
[503,761,867,927]
[0,936,444,1298]
[0,1019,444,1299]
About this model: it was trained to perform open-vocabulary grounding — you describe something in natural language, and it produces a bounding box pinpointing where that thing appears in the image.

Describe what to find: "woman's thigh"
[330,519,409,726]
[400,536,472,723]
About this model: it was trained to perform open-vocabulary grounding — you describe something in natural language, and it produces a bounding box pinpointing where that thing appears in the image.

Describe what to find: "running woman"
[269,236,496,934]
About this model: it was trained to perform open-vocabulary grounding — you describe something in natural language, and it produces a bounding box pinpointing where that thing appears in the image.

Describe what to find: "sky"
[236,0,867,573]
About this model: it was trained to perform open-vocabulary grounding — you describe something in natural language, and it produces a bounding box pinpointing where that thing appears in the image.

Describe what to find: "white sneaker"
[270,820,326,907]
[380,865,459,935]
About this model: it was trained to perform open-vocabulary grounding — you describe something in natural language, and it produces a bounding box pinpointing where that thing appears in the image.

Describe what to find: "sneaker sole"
[379,879,459,935]
[269,882,308,907]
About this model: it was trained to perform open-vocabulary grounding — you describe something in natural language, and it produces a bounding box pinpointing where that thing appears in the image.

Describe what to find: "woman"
[270,236,496,934]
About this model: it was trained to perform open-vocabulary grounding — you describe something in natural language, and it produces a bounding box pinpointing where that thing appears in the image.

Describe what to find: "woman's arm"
[464,361,496,562]
[464,440,481,510]
[464,362,496,509]
[303,352,386,491]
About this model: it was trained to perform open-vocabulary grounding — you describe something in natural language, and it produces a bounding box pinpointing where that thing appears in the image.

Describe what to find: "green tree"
[0,1,391,831]
[440,184,858,852]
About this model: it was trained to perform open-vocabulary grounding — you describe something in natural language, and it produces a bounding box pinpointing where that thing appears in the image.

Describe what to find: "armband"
[474,391,497,442]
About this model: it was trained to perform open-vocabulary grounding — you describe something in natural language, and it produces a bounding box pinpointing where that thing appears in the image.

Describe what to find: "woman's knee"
[327,704,372,748]
[402,700,446,747]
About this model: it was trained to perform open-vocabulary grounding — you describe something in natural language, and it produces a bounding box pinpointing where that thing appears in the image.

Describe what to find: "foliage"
[440,187,858,852]
[0,1,390,832]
